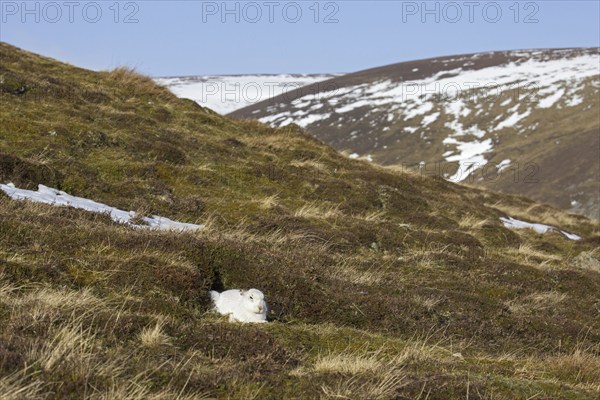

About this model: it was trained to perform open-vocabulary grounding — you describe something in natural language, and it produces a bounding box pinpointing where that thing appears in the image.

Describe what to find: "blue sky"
[1,1,599,76]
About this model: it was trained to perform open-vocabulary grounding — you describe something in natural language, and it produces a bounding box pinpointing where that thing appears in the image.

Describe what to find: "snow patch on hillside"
[422,112,440,126]
[0,183,203,231]
[538,87,565,108]
[495,109,531,130]
[565,94,583,107]
[500,216,581,240]
[496,159,512,172]
[443,138,493,182]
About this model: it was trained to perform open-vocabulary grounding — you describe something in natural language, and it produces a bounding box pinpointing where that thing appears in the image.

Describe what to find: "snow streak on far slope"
[258,52,600,182]
[500,217,581,240]
[0,183,204,231]
[155,74,338,115]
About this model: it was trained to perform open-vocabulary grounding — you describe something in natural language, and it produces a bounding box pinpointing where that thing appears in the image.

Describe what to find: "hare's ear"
[239,289,246,296]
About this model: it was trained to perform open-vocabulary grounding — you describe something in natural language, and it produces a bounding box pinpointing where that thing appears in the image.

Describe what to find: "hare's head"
[241,289,266,314]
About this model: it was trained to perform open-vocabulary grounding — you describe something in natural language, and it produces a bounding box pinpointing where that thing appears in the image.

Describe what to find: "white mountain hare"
[210,288,268,323]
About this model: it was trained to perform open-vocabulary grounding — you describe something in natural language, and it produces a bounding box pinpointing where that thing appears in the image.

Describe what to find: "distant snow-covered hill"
[155,74,339,114]
[231,49,600,218]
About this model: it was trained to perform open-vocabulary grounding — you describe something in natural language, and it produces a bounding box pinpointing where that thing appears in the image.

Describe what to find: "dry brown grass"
[509,243,563,266]
[252,194,279,210]
[223,381,266,400]
[0,282,210,400]
[106,66,170,99]
[290,159,327,172]
[217,223,314,245]
[294,202,341,219]
[301,336,457,400]
[571,249,600,273]
[243,130,309,150]
[413,295,445,312]
[34,323,95,375]
[381,163,420,176]
[320,368,407,400]
[313,350,384,375]
[99,383,210,400]
[505,291,567,316]
[458,214,490,230]
[532,208,583,229]
[106,66,143,81]
[493,342,600,392]
[398,246,448,269]
[291,346,410,399]
[139,318,173,348]
[354,209,386,222]
[0,277,19,302]
[537,348,600,390]
[0,370,46,400]
[326,259,386,286]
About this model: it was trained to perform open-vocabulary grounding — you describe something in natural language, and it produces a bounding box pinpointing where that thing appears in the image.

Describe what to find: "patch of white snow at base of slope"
[0,183,204,231]
[499,217,580,240]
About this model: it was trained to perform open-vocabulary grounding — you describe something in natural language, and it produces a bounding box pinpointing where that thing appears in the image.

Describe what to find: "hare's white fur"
[210,288,268,323]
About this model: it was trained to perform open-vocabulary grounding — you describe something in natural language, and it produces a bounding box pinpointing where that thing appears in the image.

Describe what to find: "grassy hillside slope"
[1,42,599,399]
